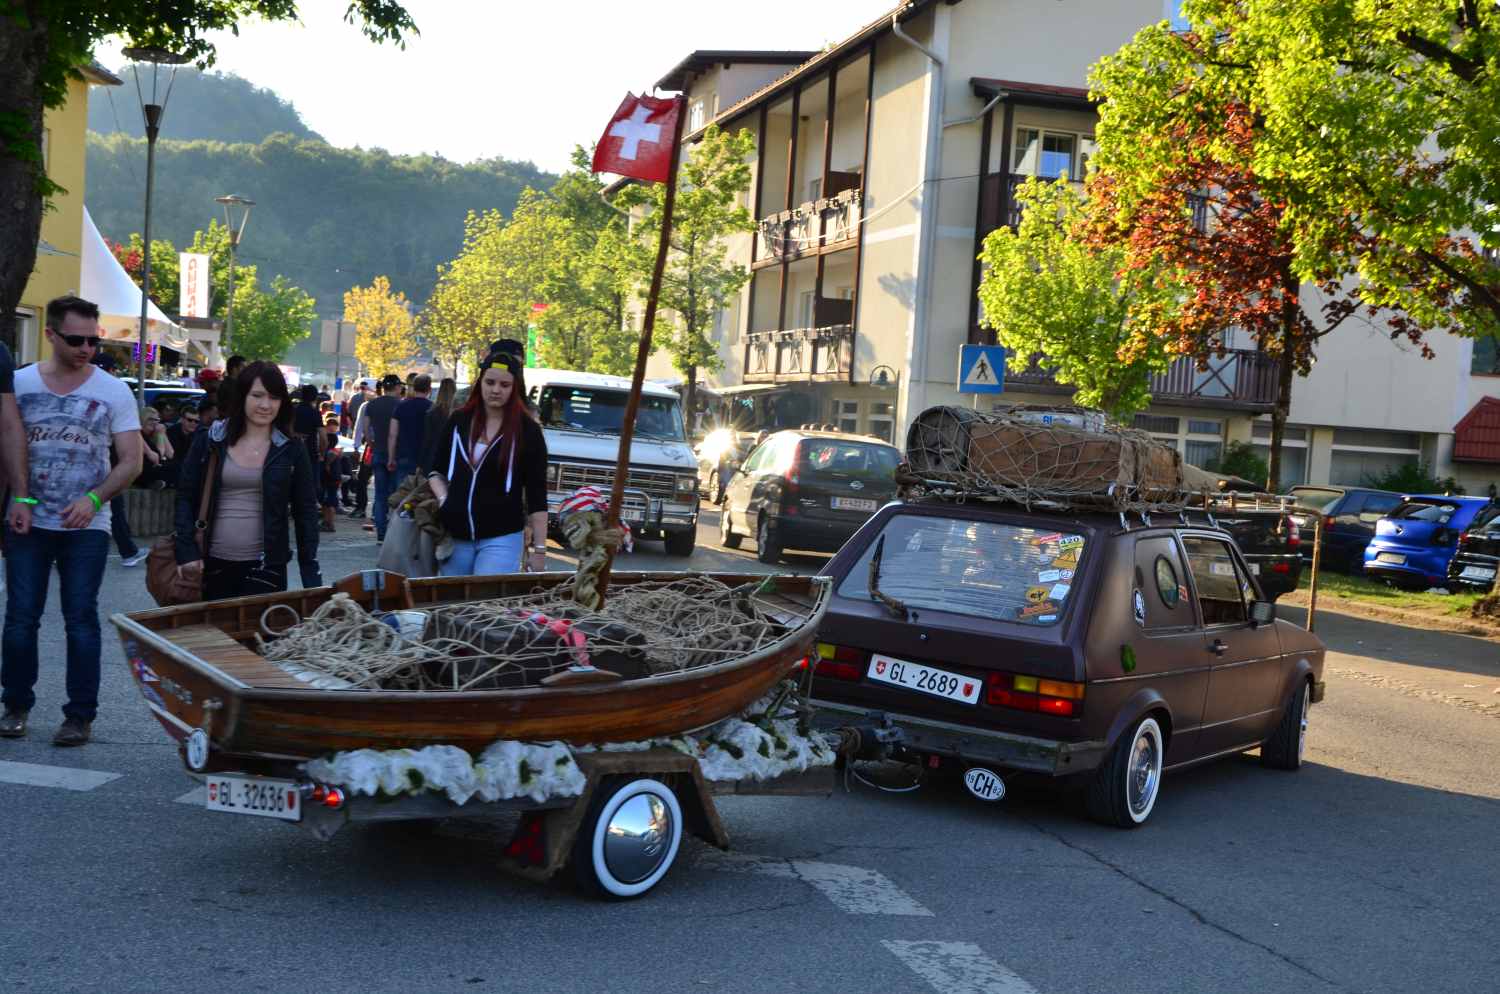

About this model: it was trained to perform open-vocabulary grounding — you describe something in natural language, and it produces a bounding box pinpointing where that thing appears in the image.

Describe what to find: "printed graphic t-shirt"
[14,365,141,533]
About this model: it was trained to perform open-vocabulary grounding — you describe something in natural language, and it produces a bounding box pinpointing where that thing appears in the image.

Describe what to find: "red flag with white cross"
[591,93,681,183]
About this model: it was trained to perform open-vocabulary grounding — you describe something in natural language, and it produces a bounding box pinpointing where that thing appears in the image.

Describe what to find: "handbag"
[145,450,219,607]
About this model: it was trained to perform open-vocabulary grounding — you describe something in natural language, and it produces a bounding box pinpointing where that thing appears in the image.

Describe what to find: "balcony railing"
[1004,349,1278,410]
[743,325,854,383]
[754,187,862,267]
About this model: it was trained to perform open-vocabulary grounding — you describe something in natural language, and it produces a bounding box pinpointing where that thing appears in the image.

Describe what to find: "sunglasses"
[58,334,101,348]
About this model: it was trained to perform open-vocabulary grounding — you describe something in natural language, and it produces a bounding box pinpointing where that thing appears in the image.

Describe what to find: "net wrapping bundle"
[902,405,1190,512]
[257,575,791,692]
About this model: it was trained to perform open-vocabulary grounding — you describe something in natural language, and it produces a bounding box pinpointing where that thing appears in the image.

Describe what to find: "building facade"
[645,0,1499,493]
[11,63,122,363]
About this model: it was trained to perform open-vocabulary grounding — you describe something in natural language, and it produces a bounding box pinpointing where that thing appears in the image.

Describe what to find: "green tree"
[976,176,1173,420]
[229,274,316,363]
[1206,441,1269,487]
[1091,0,1500,343]
[619,125,756,416]
[346,275,417,376]
[0,0,416,346]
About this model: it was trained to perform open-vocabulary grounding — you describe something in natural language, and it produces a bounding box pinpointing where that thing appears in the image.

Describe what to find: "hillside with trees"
[87,67,323,144]
[85,70,553,314]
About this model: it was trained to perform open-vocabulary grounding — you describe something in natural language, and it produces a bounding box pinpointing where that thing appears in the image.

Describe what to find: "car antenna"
[867,534,911,620]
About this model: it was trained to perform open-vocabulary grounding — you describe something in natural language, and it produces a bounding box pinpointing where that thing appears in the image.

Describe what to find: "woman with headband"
[426,354,549,575]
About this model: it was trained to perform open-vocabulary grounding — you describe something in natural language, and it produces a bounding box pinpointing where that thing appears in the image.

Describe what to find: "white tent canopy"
[80,206,189,351]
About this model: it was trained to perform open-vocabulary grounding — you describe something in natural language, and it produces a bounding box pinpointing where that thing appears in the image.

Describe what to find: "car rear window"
[1290,488,1342,513]
[800,439,899,475]
[1392,501,1459,524]
[835,514,1086,626]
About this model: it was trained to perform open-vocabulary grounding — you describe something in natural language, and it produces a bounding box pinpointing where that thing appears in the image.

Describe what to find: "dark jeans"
[350,461,372,514]
[2,526,110,721]
[203,557,289,602]
[372,460,396,541]
[110,493,139,558]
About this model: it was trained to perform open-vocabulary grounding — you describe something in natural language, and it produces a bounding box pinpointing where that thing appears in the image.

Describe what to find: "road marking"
[882,941,1041,994]
[701,852,933,916]
[175,786,205,805]
[0,760,121,792]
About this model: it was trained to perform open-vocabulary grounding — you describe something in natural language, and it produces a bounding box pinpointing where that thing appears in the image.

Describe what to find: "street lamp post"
[123,47,190,409]
[215,194,255,351]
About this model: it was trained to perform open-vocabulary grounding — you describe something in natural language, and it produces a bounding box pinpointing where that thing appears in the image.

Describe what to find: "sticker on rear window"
[1049,583,1071,601]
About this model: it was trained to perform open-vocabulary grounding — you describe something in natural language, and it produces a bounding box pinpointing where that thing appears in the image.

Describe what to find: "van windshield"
[836,514,1086,626]
[538,386,685,441]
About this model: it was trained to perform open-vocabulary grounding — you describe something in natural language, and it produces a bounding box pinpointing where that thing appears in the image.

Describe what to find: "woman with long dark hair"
[426,355,548,575]
[174,361,322,601]
[417,376,457,477]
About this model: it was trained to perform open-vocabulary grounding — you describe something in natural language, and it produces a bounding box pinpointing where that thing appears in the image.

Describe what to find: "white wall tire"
[572,778,683,900]
[1087,715,1164,828]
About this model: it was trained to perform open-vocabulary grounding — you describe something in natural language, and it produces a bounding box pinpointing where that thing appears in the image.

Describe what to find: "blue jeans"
[110,493,138,558]
[2,526,110,721]
[441,531,524,577]
[372,460,397,541]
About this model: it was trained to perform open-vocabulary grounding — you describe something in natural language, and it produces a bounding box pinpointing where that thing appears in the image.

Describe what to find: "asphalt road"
[2,509,1497,994]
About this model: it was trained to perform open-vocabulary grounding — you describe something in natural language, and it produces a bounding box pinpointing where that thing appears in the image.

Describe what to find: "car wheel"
[663,528,695,557]
[707,469,720,503]
[571,777,683,900]
[1086,715,1164,828]
[719,508,741,549]
[756,515,782,565]
[1261,680,1310,771]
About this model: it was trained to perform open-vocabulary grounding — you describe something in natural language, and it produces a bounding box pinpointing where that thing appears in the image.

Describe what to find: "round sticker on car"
[963,767,1006,802]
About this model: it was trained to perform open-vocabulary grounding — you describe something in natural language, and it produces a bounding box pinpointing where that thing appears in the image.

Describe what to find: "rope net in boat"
[902,405,1191,512]
[256,575,791,692]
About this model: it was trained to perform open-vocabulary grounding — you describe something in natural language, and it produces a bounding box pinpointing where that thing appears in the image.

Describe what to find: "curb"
[1279,591,1500,640]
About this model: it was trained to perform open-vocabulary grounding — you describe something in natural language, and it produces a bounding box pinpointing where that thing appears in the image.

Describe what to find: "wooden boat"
[111,570,829,768]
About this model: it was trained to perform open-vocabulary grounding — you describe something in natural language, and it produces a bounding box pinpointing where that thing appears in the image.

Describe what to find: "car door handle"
[1209,639,1229,656]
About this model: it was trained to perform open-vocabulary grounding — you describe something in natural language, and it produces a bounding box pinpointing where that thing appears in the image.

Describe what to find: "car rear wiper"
[867,534,911,620]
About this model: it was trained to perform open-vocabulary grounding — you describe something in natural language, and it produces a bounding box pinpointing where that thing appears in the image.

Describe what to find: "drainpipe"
[891,5,948,440]
[943,91,1003,130]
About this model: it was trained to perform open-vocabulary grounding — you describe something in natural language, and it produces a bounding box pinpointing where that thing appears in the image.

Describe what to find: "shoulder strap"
[197,449,219,527]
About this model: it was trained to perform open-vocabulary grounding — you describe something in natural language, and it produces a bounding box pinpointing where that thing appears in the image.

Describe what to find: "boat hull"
[113,570,827,761]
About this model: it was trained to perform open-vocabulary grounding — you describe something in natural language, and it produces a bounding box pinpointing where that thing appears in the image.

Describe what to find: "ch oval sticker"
[963,767,1006,802]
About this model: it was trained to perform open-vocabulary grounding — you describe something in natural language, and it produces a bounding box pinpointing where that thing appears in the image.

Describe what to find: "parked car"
[719,429,899,564]
[1287,486,1403,572]
[693,428,757,502]
[119,378,206,412]
[1363,494,1493,590]
[1212,504,1303,601]
[1447,503,1500,591]
[809,499,1325,827]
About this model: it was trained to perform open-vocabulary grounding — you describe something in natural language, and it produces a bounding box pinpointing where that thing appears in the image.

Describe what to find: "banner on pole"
[179,253,210,318]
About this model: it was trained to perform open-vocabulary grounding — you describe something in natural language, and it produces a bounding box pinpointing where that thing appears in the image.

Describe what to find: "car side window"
[1181,535,1251,626]
[741,442,771,475]
[1134,536,1196,630]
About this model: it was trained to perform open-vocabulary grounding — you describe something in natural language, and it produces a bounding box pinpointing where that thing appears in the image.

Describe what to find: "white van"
[527,368,700,556]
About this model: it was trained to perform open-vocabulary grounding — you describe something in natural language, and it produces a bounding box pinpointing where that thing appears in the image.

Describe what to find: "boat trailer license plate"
[205,775,302,821]
[1461,565,1496,581]
[831,496,878,512]
[868,654,979,705]
[1377,552,1406,565]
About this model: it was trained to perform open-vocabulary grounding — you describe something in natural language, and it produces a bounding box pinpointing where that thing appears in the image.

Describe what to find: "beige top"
[209,452,264,561]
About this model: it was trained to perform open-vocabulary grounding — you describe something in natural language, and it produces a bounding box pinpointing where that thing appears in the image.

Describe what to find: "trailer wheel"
[572,777,683,899]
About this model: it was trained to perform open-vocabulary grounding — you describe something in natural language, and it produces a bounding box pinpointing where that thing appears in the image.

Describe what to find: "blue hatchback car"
[1363,495,1493,590]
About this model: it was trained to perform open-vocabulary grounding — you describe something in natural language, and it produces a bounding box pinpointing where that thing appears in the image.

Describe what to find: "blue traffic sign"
[957,345,1006,394]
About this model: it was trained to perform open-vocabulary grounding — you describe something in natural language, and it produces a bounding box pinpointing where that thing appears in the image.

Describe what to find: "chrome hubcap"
[1297,685,1309,762]
[602,792,674,885]
[1128,727,1159,817]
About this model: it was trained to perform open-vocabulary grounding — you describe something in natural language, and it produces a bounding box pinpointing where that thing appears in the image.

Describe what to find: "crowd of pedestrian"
[0,298,549,748]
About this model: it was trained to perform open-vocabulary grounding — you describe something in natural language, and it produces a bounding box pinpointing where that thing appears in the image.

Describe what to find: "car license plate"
[831,496,878,512]
[1246,562,1261,575]
[1376,552,1406,565]
[867,654,980,705]
[205,775,302,821]
[1460,565,1496,581]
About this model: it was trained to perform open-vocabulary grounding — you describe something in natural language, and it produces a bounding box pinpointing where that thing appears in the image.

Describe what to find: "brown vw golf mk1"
[810,498,1326,827]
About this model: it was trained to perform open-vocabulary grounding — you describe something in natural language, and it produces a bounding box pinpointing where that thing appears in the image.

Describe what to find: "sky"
[96,0,892,173]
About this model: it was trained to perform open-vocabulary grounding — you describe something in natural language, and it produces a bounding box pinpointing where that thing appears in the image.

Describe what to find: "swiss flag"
[591,93,681,184]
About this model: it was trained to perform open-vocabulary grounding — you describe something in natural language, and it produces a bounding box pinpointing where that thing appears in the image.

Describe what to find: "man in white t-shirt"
[1,296,143,746]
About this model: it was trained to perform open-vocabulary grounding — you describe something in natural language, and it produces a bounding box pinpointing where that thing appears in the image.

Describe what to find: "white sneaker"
[122,550,150,567]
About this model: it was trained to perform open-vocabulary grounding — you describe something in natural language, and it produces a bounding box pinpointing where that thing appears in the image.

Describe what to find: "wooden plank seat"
[168,624,315,690]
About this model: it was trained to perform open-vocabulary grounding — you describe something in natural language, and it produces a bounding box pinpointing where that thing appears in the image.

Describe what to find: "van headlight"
[548,463,561,488]
[676,474,698,494]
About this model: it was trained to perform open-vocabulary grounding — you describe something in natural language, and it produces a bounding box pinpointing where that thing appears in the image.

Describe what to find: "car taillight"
[1286,517,1301,548]
[1272,562,1290,574]
[1324,515,1336,531]
[814,642,867,681]
[1458,532,1473,549]
[985,673,1082,716]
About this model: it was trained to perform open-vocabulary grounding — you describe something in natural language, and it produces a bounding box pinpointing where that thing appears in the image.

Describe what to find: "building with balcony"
[641,0,1500,494]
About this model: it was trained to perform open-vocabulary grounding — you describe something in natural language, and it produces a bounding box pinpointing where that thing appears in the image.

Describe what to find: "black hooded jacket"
[429,409,547,541]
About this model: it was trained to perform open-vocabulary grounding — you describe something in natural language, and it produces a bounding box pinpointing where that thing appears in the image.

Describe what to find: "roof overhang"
[655,50,819,93]
[82,61,124,86]
[970,77,1095,112]
[1453,395,1500,463]
[707,383,790,398]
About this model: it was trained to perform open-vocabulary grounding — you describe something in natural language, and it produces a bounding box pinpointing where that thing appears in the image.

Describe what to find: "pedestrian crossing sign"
[958,345,1007,394]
